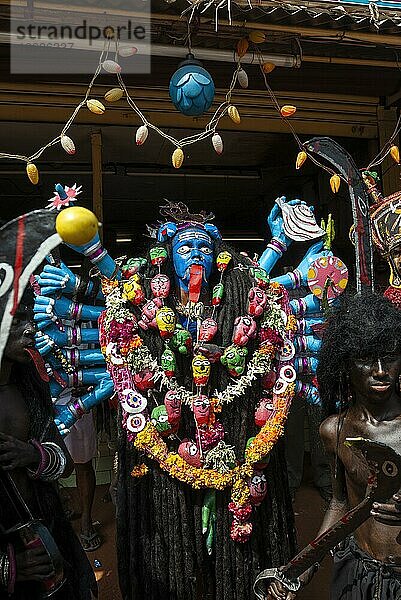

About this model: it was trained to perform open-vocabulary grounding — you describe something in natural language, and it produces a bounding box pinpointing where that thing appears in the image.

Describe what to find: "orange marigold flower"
[131,463,149,478]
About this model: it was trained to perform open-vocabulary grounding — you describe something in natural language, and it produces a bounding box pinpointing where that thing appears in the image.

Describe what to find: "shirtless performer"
[0,300,96,599]
[266,292,401,600]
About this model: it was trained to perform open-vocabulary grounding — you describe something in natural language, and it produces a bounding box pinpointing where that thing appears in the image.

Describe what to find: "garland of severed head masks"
[98,210,297,543]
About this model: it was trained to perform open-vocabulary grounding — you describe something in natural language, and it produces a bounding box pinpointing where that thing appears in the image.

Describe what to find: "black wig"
[317,291,401,416]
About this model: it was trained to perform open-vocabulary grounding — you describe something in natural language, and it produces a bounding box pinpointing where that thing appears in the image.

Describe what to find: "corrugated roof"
[155,0,401,34]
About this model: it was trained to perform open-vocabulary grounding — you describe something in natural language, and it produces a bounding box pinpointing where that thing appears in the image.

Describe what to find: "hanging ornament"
[136,125,149,146]
[104,88,124,102]
[280,105,296,117]
[26,162,39,185]
[60,134,76,156]
[87,99,106,114]
[172,148,184,169]
[169,53,215,117]
[237,68,249,89]
[248,31,266,44]
[296,151,307,170]
[216,251,232,272]
[118,46,138,57]
[330,174,341,193]
[262,62,276,74]
[102,59,122,73]
[212,133,223,155]
[236,38,249,58]
[228,105,241,124]
[390,145,400,164]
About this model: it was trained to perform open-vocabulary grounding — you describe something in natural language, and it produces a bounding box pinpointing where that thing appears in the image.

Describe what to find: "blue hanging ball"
[169,54,215,117]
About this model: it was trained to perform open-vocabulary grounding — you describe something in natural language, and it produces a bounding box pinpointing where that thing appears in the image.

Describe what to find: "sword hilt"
[253,568,301,600]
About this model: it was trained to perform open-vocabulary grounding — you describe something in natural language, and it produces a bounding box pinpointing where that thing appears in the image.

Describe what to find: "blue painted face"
[172,228,214,291]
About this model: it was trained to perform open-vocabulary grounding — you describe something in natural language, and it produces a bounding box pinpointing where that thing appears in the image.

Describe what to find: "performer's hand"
[371,493,401,525]
[0,433,40,470]
[293,241,332,286]
[266,581,296,600]
[267,198,306,247]
[16,546,54,582]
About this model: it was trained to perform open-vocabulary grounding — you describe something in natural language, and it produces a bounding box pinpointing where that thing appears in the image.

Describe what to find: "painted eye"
[189,444,198,456]
[177,245,191,255]
[201,246,213,255]
[382,460,398,477]
[159,415,168,423]
[280,365,296,383]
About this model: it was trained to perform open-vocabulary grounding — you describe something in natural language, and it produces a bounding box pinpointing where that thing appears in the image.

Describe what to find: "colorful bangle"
[0,551,9,589]
[7,544,16,595]
[267,237,287,256]
[27,439,48,479]
[41,442,67,481]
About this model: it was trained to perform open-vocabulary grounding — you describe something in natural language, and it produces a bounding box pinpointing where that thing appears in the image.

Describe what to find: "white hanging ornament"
[60,134,76,155]
[212,133,223,155]
[237,68,249,89]
[102,60,122,73]
[136,125,149,146]
[118,46,138,57]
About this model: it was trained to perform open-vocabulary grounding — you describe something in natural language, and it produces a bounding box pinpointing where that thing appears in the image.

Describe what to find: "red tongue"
[188,264,203,303]
[25,347,50,382]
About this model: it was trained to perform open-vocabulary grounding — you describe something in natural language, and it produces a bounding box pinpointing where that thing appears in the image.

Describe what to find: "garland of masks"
[98,248,297,543]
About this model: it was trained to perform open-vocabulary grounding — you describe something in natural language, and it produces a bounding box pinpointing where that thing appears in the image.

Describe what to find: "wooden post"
[91,130,103,241]
[377,107,399,196]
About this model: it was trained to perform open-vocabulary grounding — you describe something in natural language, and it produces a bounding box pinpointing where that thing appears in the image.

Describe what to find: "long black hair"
[317,291,401,416]
[116,238,296,600]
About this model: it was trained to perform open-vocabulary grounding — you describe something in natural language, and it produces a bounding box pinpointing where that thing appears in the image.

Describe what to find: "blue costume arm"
[67,233,120,281]
[37,260,104,301]
[54,374,115,434]
[272,241,332,290]
[34,295,104,329]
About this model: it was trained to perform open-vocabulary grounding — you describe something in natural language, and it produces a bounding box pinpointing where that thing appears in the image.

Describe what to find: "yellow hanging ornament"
[228,105,241,124]
[87,99,106,115]
[390,145,400,164]
[249,31,266,44]
[330,174,341,193]
[26,162,39,185]
[104,88,124,102]
[280,105,296,117]
[172,148,184,169]
[296,151,307,170]
[262,62,276,74]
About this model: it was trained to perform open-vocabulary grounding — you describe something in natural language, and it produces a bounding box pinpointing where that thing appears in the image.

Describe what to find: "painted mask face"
[232,315,257,347]
[161,347,176,378]
[151,405,174,435]
[250,267,270,289]
[164,390,181,424]
[156,307,176,339]
[247,287,268,317]
[134,367,154,391]
[216,251,232,272]
[149,246,168,266]
[170,326,193,355]
[192,395,210,425]
[199,317,218,343]
[192,354,211,386]
[178,439,201,467]
[150,274,171,298]
[122,275,145,306]
[122,257,147,278]
[248,471,268,505]
[221,344,248,377]
[172,227,214,291]
[138,298,163,330]
[254,398,274,428]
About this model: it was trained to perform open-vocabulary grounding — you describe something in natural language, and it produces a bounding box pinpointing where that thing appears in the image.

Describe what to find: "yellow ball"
[56,206,98,246]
